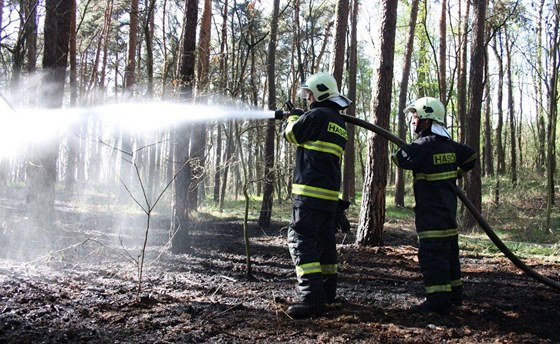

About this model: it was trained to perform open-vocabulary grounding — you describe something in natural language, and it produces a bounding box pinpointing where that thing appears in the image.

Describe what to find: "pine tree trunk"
[394,0,418,208]
[330,0,349,84]
[464,0,486,229]
[504,26,517,185]
[258,0,280,230]
[27,0,71,232]
[356,0,397,246]
[172,0,198,253]
[342,0,360,203]
[456,1,469,142]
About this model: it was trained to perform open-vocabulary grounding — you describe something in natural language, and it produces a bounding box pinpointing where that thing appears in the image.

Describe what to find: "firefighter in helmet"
[283,72,351,317]
[392,96,477,314]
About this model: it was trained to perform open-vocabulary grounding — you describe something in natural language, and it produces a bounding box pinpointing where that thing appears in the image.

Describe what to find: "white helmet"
[404,97,445,124]
[301,72,351,108]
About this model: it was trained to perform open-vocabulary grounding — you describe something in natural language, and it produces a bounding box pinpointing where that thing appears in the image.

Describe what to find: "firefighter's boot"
[286,302,326,318]
[324,274,337,304]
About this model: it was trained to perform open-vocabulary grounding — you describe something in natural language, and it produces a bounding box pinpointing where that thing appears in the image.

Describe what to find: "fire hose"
[275,107,560,292]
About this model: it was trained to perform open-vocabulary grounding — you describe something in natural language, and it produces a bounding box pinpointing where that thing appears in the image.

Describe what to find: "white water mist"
[0,99,276,157]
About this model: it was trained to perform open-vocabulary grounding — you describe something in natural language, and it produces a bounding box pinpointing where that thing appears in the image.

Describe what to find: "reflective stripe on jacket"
[284,103,347,210]
[392,130,476,233]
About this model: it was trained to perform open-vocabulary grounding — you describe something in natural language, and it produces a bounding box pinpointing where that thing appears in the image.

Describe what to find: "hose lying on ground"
[340,113,560,292]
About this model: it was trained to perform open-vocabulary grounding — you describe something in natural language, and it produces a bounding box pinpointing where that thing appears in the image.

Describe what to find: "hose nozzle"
[274,109,286,120]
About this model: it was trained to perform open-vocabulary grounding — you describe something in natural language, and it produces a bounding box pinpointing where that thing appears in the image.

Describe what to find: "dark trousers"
[288,207,337,304]
[418,235,462,310]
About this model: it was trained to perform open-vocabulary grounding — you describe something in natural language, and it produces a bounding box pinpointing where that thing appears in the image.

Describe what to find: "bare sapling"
[102,139,189,301]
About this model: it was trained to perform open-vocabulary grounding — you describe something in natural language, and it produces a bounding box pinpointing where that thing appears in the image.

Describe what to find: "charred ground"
[0,194,559,343]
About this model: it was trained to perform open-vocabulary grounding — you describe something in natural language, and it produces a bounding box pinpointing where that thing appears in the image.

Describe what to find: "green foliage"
[463,177,560,260]
[200,175,558,260]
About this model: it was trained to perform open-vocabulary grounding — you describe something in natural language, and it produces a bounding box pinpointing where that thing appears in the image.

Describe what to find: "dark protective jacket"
[283,100,347,212]
[392,129,477,238]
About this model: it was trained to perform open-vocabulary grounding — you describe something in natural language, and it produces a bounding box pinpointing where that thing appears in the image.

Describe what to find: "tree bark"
[535,0,546,174]
[356,0,397,246]
[545,3,559,228]
[438,0,447,105]
[504,26,517,185]
[483,77,494,177]
[64,0,78,197]
[492,32,506,176]
[172,0,198,253]
[464,0,487,228]
[342,0,359,203]
[258,0,280,230]
[330,0,349,84]
[144,0,156,98]
[457,0,470,141]
[26,0,71,231]
[124,0,138,93]
[394,0,419,208]
[187,0,212,211]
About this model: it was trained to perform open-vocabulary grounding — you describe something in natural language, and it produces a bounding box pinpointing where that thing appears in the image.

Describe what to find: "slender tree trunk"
[213,0,228,206]
[172,0,198,253]
[504,26,517,185]
[493,32,506,176]
[144,0,156,98]
[65,0,78,197]
[535,0,546,174]
[24,0,37,74]
[258,0,280,229]
[342,0,359,203]
[0,0,3,48]
[356,0,398,246]
[219,121,234,212]
[545,3,559,227]
[124,0,138,94]
[214,123,223,204]
[394,0,419,208]
[457,0,470,141]
[330,0,349,84]
[99,0,114,101]
[483,78,494,177]
[464,0,486,228]
[187,0,212,211]
[438,0,447,104]
[27,0,71,231]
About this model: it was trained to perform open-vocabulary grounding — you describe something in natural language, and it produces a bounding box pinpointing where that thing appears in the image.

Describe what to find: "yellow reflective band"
[451,279,462,287]
[425,283,452,294]
[285,116,300,144]
[299,140,344,158]
[415,170,458,181]
[417,228,458,239]
[295,262,322,277]
[464,153,477,164]
[321,264,338,275]
[292,184,339,201]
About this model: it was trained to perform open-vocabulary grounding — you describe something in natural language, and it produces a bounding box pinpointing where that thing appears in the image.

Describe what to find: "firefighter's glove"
[289,108,304,117]
[335,199,351,233]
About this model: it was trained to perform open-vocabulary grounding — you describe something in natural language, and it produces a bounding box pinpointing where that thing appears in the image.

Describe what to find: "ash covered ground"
[0,194,559,343]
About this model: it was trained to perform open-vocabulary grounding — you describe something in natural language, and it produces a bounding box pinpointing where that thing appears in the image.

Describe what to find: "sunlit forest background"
[0,0,558,250]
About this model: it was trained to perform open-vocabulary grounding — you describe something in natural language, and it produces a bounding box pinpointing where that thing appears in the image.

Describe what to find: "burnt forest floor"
[0,192,559,343]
